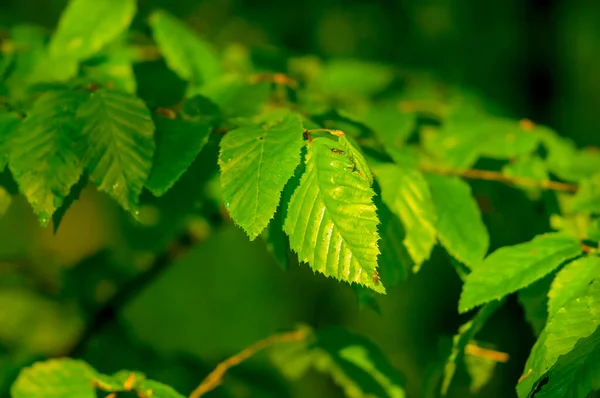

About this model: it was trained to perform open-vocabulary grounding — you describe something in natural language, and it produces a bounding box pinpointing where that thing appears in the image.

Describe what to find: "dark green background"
[0,1,598,397]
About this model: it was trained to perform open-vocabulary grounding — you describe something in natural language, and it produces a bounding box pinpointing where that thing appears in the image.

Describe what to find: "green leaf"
[375,199,413,286]
[52,173,88,233]
[518,273,554,337]
[219,114,304,240]
[441,301,501,395]
[148,10,221,85]
[459,233,582,313]
[547,256,600,318]
[0,111,20,171]
[339,135,374,185]
[284,137,383,293]
[77,89,155,214]
[373,163,436,271]
[11,359,98,398]
[136,380,186,398]
[425,174,489,268]
[361,105,415,163]
[534,325,600,398]
[319,59,395,96]
[571,173,600,213]
[49,0,136,60]
[271,326,406,398]
[0,187,11,218]
[464,354,497,394]
[146,116,210,196]
[517,281,600,397]
[82,39,137,93]
[9,91,85,226]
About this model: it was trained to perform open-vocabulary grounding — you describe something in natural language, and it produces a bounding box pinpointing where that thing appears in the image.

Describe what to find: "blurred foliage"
[0,1,599,398]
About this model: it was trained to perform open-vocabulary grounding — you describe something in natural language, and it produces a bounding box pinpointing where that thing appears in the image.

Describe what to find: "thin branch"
[465,343,509,363]
[189,329,307,398]
[419,166,578,193]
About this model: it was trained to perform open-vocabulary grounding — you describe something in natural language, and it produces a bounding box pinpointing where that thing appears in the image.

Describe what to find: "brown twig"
[189,329,307,398]
[419,166,578,193]
[581,242,597,254]
[465,343,509,363]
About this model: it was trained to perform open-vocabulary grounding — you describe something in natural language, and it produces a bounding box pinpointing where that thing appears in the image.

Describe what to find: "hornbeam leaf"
[146,116,210,196]
[373,163,437,271]
[9,91,85,226]
[425,174,488,268]
[284,137,383,293]
[534,325,600,398]
[517,281,600,398]
[49,0,136,60]
[148,10,221,85]
[459,233,582,313]
[219,114,304,240]
[11,359,99,398]
[547,255,600,318]
[77,89,155,214]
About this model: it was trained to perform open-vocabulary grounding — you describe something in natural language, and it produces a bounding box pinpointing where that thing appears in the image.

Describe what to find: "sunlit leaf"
[220,114,304,239]
[9,91,85,226]
[459,233,581,313]
[425,174,488,268]
[284,137,383,292]
[319,59,395,96]
[77,89,155,214]
[11,359,99,398]
[49,0,136,60]
[373,163,437,271]
[148,10,221,85]
[146,116,210,196]
[547,256,600,318]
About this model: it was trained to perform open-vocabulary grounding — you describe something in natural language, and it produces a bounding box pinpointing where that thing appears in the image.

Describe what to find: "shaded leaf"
[77,89,155,214]
[219,114,304,240]
[373,163,436,271]
[136,380,186,398]
[425,174,488,268]
[52,173,88,233]
[459,233,581,313]
[284,137,383,293]
[320,59,395,96]
[441,301,501,395]
[518,273,554,337]
[146,116,210,196]
[49,0,136,60]
[465,354,497,394]
[0,111,20,171]
[375,199,413,286]
[9,91,85,226]
[271,326,405,398]
[361,106,415,164]
[148,10,221,85]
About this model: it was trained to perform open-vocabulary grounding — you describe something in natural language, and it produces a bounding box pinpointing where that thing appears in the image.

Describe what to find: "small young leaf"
[284,137,383,293]
[441,301,501,395]
[459,233,582,313]
[49,0,136,60]
[373,163,437,271]
[11,359,99,398]
[219,114,304,240]
[517,281,600,398]
[547,255,600,318]
[77,89,155,214]
[148,10,221,85]
[146,116,210,196]
[9,91,85,226]
[425,174,489,268]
